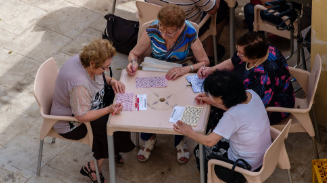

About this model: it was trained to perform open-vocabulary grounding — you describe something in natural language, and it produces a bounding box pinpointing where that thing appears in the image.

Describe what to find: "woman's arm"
[166,38,210,80]
[70,86,123,123]
[197,58,235,78]
[127,31,151,75]
[173,121,223,147]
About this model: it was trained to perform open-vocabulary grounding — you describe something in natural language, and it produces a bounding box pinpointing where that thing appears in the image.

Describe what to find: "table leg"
[136,132,140,147]
[107,135,116,183]
[199,143,205,183]
[111,0,117,14]
[229,7,235,57]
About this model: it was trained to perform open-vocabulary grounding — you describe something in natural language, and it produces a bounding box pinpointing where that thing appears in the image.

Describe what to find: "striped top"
[145,0,216,24]
[147,19,198,64]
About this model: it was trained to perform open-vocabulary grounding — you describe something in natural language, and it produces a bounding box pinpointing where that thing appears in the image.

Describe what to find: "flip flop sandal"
[208,44,226,66]
[137,137,157,162]
[176,139,190,164]
[80,162,106,183]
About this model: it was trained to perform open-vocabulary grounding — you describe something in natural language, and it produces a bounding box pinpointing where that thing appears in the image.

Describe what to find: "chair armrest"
[254,5,268,32]
[208,159,258,178]
[198,14,211,28]
[41,113,78,122]
[289,67,310,94]
[265,106,309,113]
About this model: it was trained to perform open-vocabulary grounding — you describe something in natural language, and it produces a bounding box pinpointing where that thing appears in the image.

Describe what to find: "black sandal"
[115,154,124,164]
[80,162,107,183]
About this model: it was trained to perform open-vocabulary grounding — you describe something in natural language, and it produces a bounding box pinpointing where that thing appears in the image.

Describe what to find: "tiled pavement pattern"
[0,0,321,182]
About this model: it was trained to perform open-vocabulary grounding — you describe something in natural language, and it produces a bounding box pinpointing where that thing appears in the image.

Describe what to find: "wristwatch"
[189,65,194,72]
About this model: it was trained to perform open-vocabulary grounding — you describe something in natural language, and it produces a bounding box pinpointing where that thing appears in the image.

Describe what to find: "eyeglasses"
[101,65,111,71]
[236,46,245,58]
[156,23,180,37]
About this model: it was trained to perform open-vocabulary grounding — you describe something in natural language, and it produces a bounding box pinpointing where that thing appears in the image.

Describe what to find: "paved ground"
[0,0,323,182]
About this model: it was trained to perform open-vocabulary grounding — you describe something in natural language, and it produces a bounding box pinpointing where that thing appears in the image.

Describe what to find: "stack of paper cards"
[169,105,203,127]
[180,106,203,127]
[136,77,167,88]
[186,75,204,93]
[116,93,134,111]
[136,94,147,111]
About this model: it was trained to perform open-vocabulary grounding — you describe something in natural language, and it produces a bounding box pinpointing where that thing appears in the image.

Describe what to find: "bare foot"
[138,135,156,161]
[177,148,189,163]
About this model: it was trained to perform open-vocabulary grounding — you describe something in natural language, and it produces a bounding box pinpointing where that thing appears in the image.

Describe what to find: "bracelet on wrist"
[211,67,216,72]
[189,65,193,72]
[130,59,137,63]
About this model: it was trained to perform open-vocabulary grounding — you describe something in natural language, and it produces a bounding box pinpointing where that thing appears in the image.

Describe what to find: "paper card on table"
[116,93,134,111]
[136,77,167,88]
[180,105,203,127]
[169,106,185,123]
[186,75,204,93]
[137,94,147,110]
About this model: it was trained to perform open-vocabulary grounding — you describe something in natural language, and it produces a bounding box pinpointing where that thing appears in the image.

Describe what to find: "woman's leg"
[244,3,255,32]
[174,135,190,163]
[138,133,156,161]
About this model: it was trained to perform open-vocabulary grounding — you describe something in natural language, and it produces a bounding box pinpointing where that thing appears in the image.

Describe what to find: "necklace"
[85,68,94,81]
[245,58,262,70]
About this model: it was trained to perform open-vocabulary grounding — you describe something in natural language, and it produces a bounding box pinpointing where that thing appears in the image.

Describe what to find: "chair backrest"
[306,55,322,108]
[34,58,58,115]
[254,120,292,181]
[136,1,161,28]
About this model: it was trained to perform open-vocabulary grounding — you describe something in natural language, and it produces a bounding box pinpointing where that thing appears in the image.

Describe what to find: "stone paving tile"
[30,52,71,79]
[0,48,40,89]
[91,17,107,32]
[21,0,68,12]
[36,2,102,38]
[4,25,72,63]
[1,76,40,118]
[65,0,121,15]
[0,0,47,35]
[110,54,130,80]
[0,167,27,183]
[0,29,15,49]
[160,175,189,183]
[0,85,8,97]
[26,165,90,183]
[61,28,103,56]
[0,134,71,179]
[0,108,36,147]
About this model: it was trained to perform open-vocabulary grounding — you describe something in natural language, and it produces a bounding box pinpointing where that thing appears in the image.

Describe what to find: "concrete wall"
[311,0,327,126]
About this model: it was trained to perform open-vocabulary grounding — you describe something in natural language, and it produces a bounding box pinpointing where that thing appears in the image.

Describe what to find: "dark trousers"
[60,114,135,160]
[140,133,184,147]
[244,3,285,32]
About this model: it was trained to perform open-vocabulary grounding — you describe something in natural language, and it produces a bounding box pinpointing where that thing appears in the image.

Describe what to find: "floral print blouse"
[231,44,295,125]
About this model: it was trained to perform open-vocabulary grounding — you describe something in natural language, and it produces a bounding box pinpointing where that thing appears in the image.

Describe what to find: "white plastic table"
[107,70,210,183]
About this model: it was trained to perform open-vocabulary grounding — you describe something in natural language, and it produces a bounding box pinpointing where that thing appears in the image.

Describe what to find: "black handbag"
[209,153,252,183]
[103,14,139,55]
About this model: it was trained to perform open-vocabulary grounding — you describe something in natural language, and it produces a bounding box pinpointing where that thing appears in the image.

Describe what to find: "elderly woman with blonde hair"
[126,4,210,164]
[50,39,135,183]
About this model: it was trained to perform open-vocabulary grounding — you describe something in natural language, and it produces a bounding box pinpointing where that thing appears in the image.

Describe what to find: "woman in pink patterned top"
[198,32,295,125]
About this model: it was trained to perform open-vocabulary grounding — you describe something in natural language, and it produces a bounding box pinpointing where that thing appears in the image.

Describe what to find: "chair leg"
[136,132,139,147]
[213,35,218,65]
[287,169,293,183]
[93,158,101,183]
[312,137,320,159]
[52,137,56,143]
[312,105,321,143]
[37,140,44,176]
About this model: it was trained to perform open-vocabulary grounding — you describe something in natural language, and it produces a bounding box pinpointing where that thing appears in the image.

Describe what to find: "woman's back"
[213,90,272,170]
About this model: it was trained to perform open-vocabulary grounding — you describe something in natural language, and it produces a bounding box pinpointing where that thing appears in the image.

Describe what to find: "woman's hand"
[173,120,193,136]
[166,67,191,80]
[194,93,215,105]
[195,93,228,111]
[110,79,125,94]
[107,103,123,114]
[197,67,213,79]
[127,61,138,76]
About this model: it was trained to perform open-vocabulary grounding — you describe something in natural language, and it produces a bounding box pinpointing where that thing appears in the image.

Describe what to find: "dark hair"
[203,70,247,109]
[236,32,269,59]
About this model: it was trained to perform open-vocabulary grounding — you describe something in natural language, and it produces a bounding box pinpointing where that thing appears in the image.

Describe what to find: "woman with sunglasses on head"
[197,32,295,126]
[127,4,209,164]
[50,39,135,183]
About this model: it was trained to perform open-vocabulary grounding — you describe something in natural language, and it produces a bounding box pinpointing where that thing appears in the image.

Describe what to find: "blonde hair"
[79,39,116,68]
[157,4,185,29]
